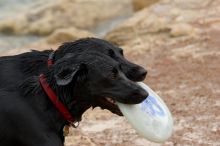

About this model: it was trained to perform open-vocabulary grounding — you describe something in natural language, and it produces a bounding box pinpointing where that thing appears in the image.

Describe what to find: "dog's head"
[52,52,148,118]
[56,38,147,82]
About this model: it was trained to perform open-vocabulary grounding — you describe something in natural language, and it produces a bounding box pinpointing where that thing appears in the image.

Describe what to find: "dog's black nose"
[136,68,147,81]
[139,69,147,78]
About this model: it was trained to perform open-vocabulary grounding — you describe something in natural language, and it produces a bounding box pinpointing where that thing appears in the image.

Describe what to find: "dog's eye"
[108,49,115,57]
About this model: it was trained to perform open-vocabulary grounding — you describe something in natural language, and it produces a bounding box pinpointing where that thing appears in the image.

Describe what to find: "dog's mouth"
[97,97,123,116]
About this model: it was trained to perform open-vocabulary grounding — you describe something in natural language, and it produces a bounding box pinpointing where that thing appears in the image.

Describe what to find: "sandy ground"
[63,27,220,146]
[66,43,220,146]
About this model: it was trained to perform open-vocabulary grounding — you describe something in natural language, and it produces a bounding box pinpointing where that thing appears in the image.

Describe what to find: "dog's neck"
[20,72,93,139]
[44,70,92,121]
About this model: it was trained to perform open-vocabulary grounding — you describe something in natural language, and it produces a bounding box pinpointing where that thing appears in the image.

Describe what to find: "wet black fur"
[0,38,147,89]
[0,52,148,146]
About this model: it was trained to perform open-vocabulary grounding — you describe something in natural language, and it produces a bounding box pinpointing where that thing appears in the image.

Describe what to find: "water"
[0,0,49,20]
[0,0,133,51]
[0,0,53,51]
[0,34,40,51]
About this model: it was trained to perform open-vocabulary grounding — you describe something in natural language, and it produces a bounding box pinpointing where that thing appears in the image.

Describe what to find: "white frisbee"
[117,82,173,143]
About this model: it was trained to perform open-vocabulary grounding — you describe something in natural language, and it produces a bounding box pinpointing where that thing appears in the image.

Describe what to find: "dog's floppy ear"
[55,63,88,86]
[55,65,80,86]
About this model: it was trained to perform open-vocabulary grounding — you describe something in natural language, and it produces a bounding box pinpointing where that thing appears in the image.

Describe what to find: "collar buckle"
[70,121,80,128]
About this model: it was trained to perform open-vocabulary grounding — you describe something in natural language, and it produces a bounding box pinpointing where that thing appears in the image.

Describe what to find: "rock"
[46,27,94,44]
[0,16,28,35]
[105,0,220,47]
[132,0,160,11]
[170,23,195,37]
[0,0,132,36]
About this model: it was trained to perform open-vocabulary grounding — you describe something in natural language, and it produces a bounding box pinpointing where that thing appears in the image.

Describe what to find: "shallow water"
[0,34,40,51]
[0,0,133,51]
[0,0,53,51]
[0,0,48,20]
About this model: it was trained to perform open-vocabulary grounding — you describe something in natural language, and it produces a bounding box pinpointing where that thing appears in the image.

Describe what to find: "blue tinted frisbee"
[117,82,173,143]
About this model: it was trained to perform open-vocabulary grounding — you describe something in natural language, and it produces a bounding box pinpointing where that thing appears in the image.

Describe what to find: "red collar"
[39,74,75,124]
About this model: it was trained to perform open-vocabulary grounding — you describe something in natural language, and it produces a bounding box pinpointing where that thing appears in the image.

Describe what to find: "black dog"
[0,52,148,146]
[0,38,147,89]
